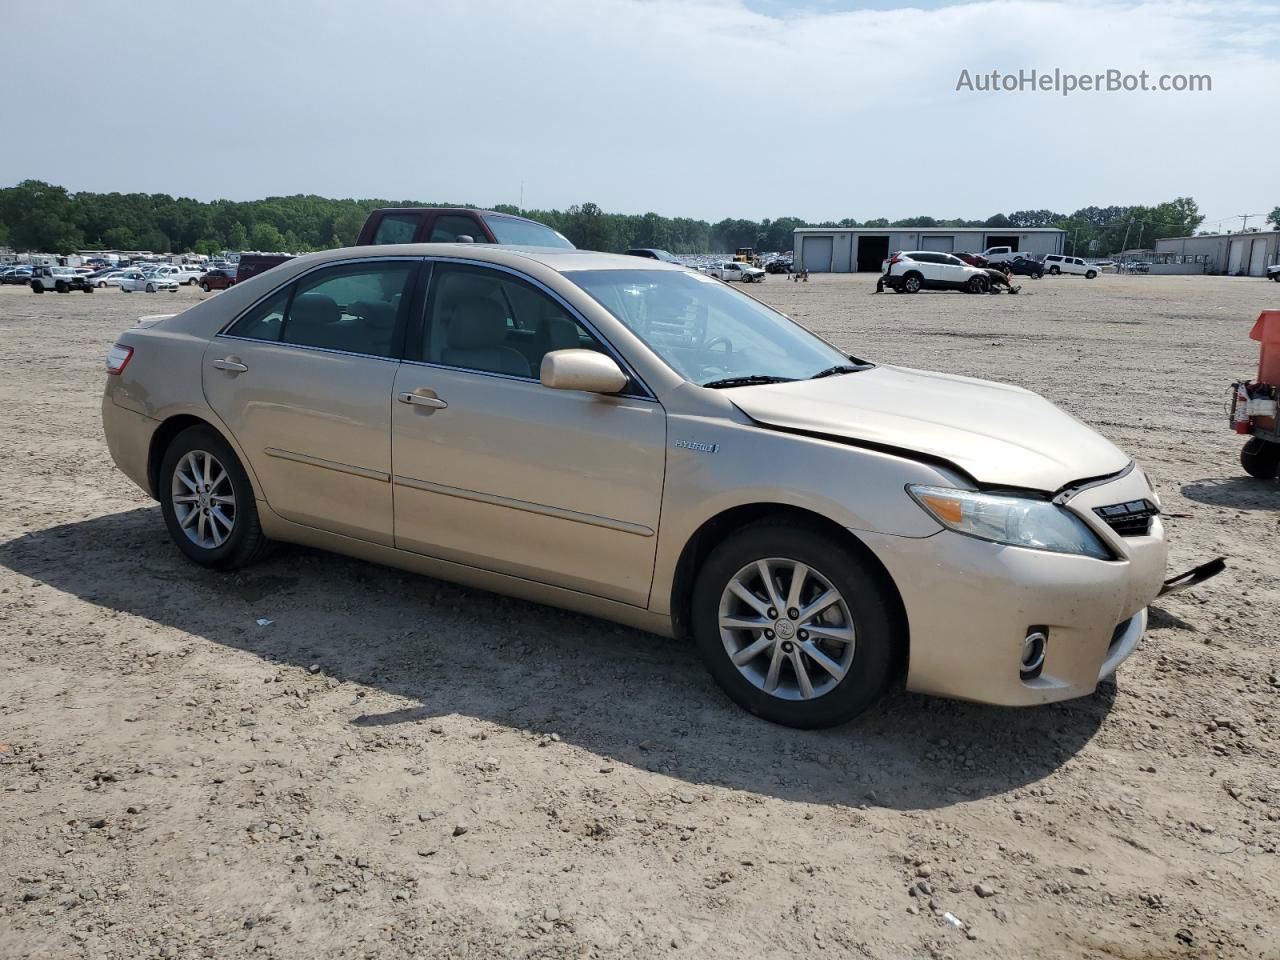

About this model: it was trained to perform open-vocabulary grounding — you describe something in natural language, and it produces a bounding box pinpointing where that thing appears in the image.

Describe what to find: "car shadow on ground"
[1,507,1119,812]
[1180,476,1278,511]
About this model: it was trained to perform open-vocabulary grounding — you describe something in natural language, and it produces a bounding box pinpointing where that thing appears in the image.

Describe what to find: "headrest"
[291,293,339,328]
[446,297,508,349]
[348,299,396,324]
[544,316,580,351]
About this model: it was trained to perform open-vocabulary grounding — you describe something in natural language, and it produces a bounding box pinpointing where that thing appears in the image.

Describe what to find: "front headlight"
[908,485,1112,560]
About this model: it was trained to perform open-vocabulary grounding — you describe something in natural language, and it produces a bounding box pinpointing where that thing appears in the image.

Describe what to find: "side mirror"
[540,349,628,394]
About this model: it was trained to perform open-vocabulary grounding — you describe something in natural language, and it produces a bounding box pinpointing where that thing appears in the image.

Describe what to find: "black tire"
[200,282,211,292]
[55,280,69,293]
[1049,265,1061,275]
[82,286,93,293]
[966,275,990,294]
[901,273,922,294]
[159,425,272,570]
[1033,271,1043,279]
[145,282,155,293]
[1085,270,1098,279]
[1241,437,1280,480]
[31,283,44,294]
[691,521,901,728]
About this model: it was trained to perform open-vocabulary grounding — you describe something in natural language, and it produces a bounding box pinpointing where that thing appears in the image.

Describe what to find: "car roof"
[288,243,690,274]
[369,207,549,227]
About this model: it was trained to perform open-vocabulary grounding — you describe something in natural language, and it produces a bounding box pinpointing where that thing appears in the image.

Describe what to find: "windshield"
[482,214,574,249]
[564,268,852,386]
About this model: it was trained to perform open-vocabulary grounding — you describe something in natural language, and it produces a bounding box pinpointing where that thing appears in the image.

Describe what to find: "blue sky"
[2,0,1277,223]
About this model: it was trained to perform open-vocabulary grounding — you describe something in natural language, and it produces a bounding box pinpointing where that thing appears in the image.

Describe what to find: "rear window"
[481,215,573,249]
[371,213,421,245]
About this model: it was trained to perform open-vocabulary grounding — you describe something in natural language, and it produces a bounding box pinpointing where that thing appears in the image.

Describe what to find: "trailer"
[1231,310,1280,479]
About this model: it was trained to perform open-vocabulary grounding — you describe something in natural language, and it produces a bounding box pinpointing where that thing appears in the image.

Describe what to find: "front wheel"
[145,283,155,293]
[1033,271,1043,279]
[159,426,272,569]
[55,281,69,293]
[1241,437,1280,479]
[1085,270,1098,279]
[966,275,990,294]
[691,522,900,728]
[200,282,211,292]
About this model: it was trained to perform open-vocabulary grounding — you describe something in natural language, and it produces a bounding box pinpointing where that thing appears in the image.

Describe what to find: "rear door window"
[429,214,486,242]
[371,213,421,245]
[282,262,415,358]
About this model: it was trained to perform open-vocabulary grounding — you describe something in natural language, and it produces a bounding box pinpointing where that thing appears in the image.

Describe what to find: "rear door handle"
[211,357,248,373]
[398,390,448,410]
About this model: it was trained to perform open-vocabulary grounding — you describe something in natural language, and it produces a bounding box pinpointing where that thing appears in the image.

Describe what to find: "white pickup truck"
[980,246,1021,264]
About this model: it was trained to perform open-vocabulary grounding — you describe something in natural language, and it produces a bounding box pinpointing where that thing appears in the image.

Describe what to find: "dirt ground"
[1,272,1277,960]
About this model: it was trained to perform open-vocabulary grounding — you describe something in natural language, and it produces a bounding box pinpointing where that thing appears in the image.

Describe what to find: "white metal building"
[792,226,1067,273]
[1152,231,1280,276]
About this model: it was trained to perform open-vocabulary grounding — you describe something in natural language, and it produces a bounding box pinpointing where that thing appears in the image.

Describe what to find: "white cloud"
[1,0,1276,222]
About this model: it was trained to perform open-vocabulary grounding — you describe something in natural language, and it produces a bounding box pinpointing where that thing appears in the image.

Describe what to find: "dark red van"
[355,208,573,249]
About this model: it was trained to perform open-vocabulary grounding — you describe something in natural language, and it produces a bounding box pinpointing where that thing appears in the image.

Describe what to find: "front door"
[202,258,419,545]
[390,261,666,607]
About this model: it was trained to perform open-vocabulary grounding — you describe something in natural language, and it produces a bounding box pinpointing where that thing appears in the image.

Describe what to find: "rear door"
[910,253,946,287]
[202,257,420,545]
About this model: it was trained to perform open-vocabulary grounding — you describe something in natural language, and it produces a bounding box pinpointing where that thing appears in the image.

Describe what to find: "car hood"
[726,365,1130,491]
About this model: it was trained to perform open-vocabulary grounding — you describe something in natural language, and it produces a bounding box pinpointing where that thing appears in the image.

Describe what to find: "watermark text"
[956,68,1211,96]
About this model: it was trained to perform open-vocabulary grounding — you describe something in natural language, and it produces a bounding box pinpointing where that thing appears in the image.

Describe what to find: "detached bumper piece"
[1159,557,1225,597]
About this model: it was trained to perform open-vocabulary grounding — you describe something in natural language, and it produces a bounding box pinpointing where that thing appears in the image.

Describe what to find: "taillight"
[888,255,902,266]
[106,343,134,375]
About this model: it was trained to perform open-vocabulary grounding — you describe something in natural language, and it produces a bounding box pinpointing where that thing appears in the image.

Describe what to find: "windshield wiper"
[702,374,796,389]
[809,363,872,380]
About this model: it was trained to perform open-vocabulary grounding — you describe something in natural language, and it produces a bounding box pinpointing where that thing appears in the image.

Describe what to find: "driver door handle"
[398,390,448,410]
[211,357,248,373]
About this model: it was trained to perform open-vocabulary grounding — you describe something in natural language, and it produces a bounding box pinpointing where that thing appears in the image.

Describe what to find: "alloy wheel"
[717,558,856,701]
[171,450,236,549]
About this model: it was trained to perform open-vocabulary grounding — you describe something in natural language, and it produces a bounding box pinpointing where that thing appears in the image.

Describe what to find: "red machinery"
[1231,310,1280,479]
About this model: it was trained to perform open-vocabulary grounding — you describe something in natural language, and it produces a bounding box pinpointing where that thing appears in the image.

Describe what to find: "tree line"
[0,180,1227,258]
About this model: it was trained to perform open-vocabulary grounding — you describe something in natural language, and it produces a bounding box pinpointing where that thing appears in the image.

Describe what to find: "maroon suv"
[356,208,573,248]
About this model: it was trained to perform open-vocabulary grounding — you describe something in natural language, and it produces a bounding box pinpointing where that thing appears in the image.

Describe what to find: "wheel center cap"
[774,620,795,640]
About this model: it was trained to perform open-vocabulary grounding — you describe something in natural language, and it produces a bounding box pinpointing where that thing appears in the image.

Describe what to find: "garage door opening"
[803,236,834,273]
[856,236,890,272]
[985,235,1019,252]
[919,236,954,253]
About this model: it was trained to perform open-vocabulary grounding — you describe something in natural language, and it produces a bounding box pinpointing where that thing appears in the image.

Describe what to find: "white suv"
[881,251,992,294]
[1043,255,1098,279]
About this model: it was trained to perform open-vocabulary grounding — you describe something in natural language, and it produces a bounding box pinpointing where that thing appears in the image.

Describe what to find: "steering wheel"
[703,335,734,357]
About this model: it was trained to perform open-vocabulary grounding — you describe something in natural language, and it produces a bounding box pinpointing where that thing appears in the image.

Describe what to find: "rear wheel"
[1049,265,1061,275]
[901,273,922,294]
[1241,437,1280,479]
[31,282,44,294]
[691,521,900,728]
[159,426,272,570]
